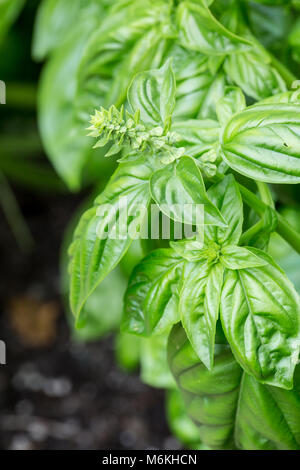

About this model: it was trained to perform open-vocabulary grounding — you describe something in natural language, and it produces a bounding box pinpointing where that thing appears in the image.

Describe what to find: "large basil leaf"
[38,17,109,190]
[32,0,105,60]
[69,157,152,317]
[224,50,286,101]
[221,104,300,184]
[122,249,183,336]
[168,324,300,450]
[197,72,227,121]
[166,389,205,449]
[77,1,170,117]
[150,156,226,227]
[236,370,300,450]
[171,47,215,118]
[171,46,227,120]
[180,262,223,370]
[73,266,126,341]
[128,60,176,128]
[168,323,242,449]
[177,1,252,56]
[220,257,300,389]
[206,175,243,246]
[107,26,170,108]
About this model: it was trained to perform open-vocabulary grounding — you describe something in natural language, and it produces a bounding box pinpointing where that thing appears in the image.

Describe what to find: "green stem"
[239,184,300,255]
[268,53,297,88]
[0,172,34,252]
[239,219,265,246]
[256,181,274,209]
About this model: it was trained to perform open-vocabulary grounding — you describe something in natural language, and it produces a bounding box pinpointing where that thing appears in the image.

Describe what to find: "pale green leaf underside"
[168,324,300,450]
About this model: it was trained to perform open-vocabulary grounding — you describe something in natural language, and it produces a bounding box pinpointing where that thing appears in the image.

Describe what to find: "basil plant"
[34,0,300,450]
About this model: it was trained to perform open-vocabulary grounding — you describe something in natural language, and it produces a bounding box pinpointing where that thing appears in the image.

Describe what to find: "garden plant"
[15,0,300,450]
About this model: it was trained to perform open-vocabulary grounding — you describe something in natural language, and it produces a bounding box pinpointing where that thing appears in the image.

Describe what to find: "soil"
[0,189,175,450]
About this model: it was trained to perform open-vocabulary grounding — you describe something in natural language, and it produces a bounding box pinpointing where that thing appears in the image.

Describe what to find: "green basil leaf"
[246,246,286,273]
[127,59,176,129]
[224,50,287,101]
[216,87,246,126]
[73,266,126,341]
[76,1,170,128]
[171,119,220,175]
[69,157,152,318]
[150,156,227,227]
[197,72,227,121]
[220,259,300,389]
[236,371,300,450]
[220,246,268,270]
[168,324,242,449]
[171,119,220,154]
[107,26,170,107]
[32,0,105,61]
[122,249,183,336]
[255,90,300,105]
[166,389,204,449]
[38,19,106,190]
[177,1,252,56]
[171,47,226,120]
[141,334,176,389]
[221,104,300,184]
[168,324,300,450]
[206,174,243,246]
[172,49,212,118]
[180,262,223,370]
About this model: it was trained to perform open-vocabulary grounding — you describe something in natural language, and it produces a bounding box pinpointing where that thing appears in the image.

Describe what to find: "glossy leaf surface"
[221,104,300,184]
[220,258,300,389]
[69,157,152,317]
[168,324,300,450]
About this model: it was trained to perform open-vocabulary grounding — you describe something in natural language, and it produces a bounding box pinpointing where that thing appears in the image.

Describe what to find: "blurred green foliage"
[2,0,300,450]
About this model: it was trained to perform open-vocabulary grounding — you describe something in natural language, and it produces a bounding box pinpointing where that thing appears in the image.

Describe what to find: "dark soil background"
[0,189,174,450]
[0,0,178,450]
